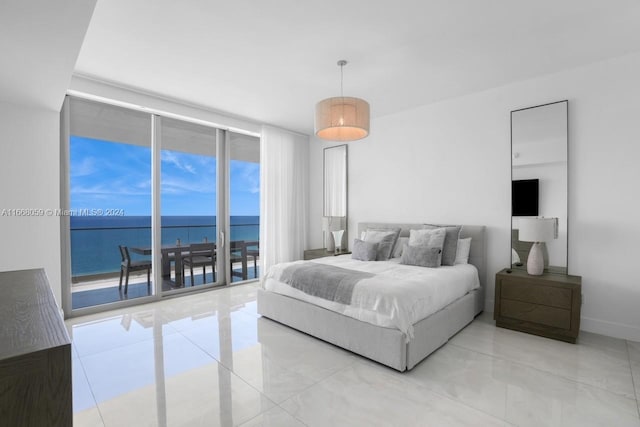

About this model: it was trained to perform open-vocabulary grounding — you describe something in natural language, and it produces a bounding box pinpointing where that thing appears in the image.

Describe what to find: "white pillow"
[454,238,472,264]
[392,237,409,258]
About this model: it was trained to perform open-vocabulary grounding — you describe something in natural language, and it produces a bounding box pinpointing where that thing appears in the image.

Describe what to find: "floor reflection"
[69,284,640,427]
[68,284,273,426]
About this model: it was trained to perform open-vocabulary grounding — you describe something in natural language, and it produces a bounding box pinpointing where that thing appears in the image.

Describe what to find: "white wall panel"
[0,102,62,303]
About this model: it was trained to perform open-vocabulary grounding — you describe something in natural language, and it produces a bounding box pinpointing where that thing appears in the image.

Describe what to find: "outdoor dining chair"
[183,242,216,286]
[230,240,248,281]
[118,245,152,295]
[245,240,259,278]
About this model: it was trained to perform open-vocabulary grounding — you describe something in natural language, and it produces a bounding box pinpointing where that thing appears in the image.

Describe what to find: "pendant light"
[315,60,370,141]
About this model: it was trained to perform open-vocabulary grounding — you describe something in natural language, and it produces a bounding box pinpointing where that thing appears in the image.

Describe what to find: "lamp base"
[332,230,345,254]
[324,231,335,252]
[527,242,545,275]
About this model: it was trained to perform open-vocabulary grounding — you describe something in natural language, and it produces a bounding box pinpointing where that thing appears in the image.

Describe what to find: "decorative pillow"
[400,244,442,268]
[423,224,462,266]
[351,239,379,261]
[363,227,401,261]
[454,238,472,265]
[408,228,446,251]
[392,237,409,258]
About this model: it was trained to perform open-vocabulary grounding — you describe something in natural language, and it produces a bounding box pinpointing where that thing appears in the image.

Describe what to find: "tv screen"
[512,179,539,216]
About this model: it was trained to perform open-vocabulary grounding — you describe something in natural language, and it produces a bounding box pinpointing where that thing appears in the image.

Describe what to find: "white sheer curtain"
[260,125,309,273]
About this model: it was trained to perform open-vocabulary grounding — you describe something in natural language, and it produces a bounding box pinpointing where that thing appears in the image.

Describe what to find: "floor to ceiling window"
[160,117,218,293]
[67,98,153,309]
[63,96,261,315]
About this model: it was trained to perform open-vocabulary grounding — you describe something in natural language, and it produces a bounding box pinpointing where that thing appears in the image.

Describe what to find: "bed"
[257,222,486,371]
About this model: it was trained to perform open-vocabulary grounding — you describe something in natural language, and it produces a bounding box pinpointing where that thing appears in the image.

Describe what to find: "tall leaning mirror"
[323,144,348,252]
[511,100,568,275]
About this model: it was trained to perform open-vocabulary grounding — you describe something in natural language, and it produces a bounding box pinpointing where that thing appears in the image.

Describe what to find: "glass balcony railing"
[70,223,259,282]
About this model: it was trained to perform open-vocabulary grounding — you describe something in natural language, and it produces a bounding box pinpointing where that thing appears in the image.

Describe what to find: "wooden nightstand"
[494,268,582,343]
[303,248,350,260]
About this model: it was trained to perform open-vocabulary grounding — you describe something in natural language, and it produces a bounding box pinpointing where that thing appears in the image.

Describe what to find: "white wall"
[309,51,640,341]
[0,101,62,302]
[0,0,96,308]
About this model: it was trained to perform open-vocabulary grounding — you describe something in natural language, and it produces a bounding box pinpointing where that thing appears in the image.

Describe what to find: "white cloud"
[234,162,260,194]
[71,182,151,197]
[161,174,215,195]
[162,151,197,174]
[71,157,97,177]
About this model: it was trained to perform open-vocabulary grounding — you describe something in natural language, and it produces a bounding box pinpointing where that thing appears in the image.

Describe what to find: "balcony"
[71,222,259,310]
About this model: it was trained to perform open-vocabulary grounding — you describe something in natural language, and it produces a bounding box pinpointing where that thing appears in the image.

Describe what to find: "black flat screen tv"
[512,179,539,216]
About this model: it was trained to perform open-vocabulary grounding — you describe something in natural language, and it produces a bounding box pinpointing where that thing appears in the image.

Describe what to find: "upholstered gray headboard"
[357,222,487,289]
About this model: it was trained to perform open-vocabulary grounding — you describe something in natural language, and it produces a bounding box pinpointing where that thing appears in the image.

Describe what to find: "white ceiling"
[0,0,96,111]
[73,0,640,135]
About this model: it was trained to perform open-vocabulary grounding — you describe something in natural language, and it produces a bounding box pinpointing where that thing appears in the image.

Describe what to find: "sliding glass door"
[159,117,218,293]
[67,98,153,309]
[63,97,261,315]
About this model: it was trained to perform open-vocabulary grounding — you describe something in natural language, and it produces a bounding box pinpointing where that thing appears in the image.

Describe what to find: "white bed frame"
[257,222,486,371]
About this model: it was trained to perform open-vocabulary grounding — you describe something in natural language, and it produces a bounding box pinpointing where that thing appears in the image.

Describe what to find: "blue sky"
[70,136,259,216]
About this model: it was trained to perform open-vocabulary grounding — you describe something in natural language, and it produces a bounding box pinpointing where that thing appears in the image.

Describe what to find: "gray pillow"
[423,224,462,266]
[351,239,379,261]
[408,228,446,249]
[400,244,442,268]
[363,227,401,261]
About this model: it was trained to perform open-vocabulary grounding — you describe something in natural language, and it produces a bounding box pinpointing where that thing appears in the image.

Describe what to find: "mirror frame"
[510,100,568,274]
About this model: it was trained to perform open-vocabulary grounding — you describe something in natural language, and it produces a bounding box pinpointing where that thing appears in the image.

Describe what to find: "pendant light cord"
[338,59,347,99]
[340,63,344,98]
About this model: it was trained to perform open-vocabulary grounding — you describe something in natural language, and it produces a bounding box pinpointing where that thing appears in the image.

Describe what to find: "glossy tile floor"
[67,282,640,427]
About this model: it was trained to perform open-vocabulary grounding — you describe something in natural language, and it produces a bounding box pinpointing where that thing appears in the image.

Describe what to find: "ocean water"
[70,216,259,277]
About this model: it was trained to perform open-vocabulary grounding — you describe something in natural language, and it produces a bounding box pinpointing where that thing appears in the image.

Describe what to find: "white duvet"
[262,255,480,341]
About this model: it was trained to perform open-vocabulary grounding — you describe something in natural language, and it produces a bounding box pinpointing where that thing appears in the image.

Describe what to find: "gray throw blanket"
[279,262,375,305]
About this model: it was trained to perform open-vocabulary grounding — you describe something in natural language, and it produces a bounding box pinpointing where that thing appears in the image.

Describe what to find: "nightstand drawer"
[500,299,571,329]
[501,280,572,309]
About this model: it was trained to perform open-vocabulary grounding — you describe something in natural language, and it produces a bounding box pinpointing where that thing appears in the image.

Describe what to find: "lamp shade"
[315,97,370,141]
[519,218,556,243]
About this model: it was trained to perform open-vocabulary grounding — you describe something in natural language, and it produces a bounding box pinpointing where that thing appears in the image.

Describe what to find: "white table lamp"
[518,217,557,275]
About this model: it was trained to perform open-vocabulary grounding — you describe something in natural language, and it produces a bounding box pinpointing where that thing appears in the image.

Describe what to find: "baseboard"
[580,316,640,342]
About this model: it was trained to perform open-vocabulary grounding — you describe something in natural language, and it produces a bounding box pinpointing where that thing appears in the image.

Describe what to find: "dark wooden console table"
[0,269,72,426]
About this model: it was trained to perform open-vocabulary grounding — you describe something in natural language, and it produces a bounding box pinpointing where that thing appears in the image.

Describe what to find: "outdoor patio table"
[129,244,190,287]
[130,241,249,286]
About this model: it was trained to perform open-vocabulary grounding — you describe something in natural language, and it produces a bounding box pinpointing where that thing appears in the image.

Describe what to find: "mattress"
[262,255,480,341]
